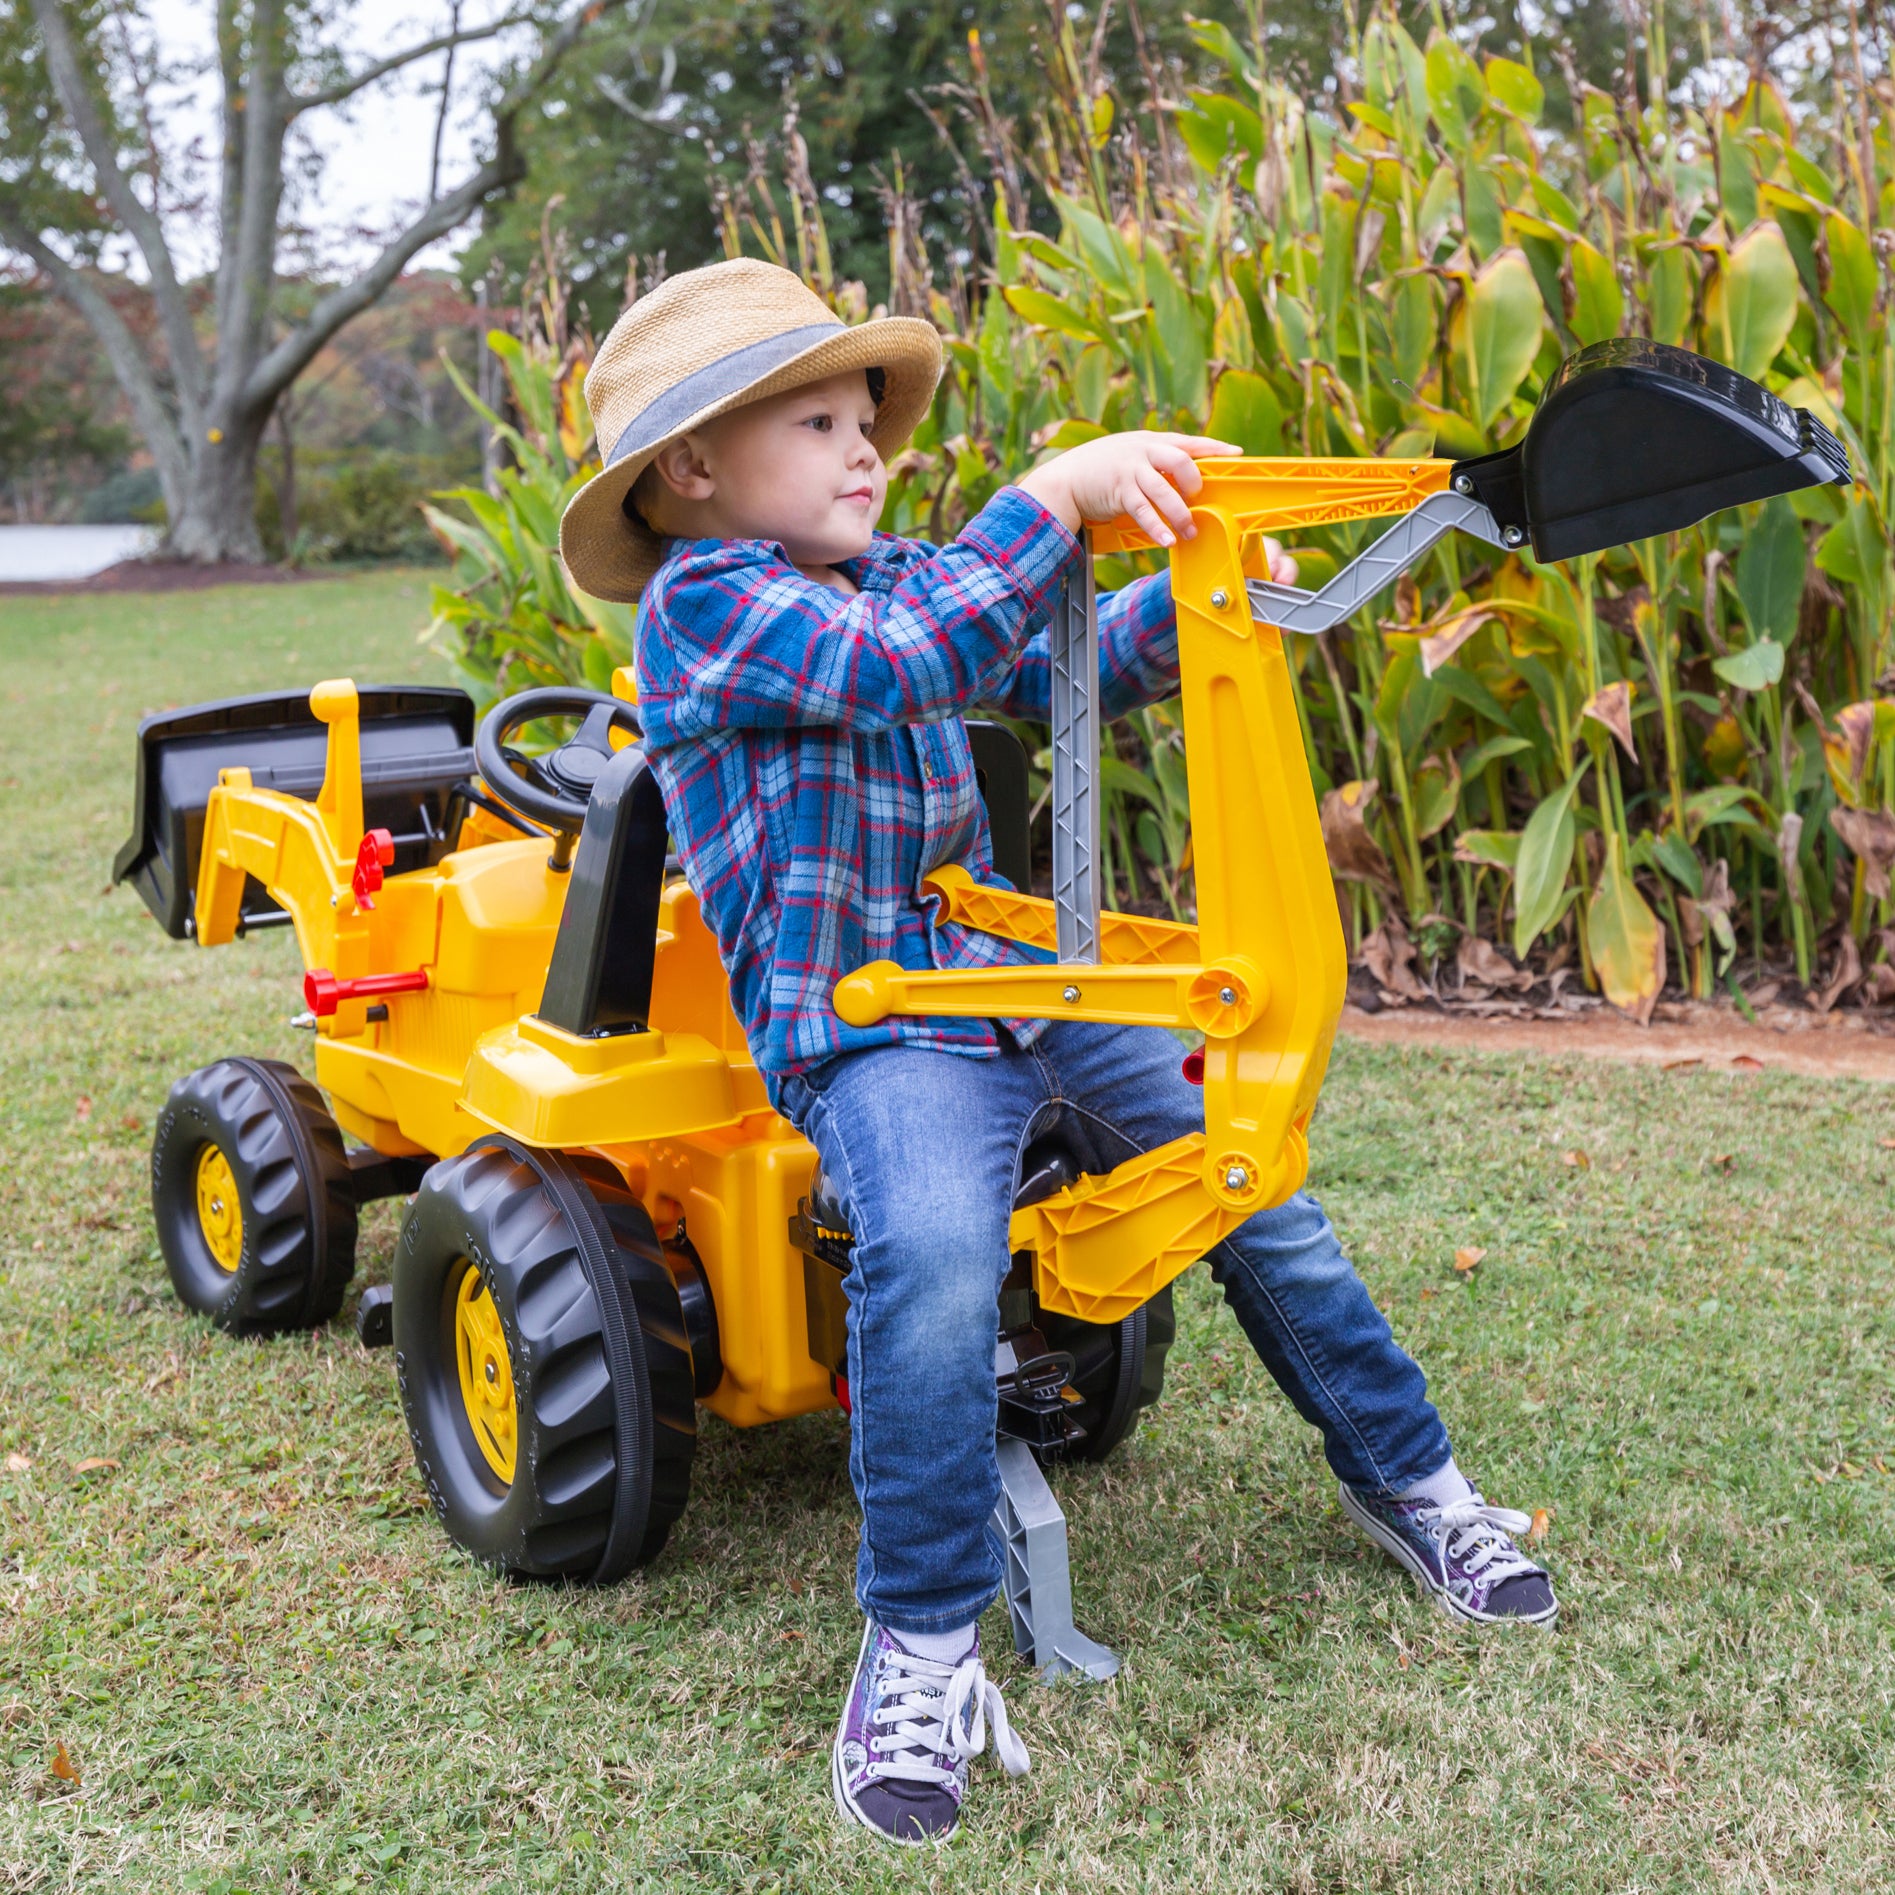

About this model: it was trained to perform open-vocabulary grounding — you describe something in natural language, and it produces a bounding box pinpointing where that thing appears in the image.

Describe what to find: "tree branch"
[244,0,625,411]
[28,0,206,422]
[240,148,519,410]
[0,215,188,510]
[286,8,538,117]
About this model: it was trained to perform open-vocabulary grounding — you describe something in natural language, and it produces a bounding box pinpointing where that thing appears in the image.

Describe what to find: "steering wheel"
[473,687,642,856]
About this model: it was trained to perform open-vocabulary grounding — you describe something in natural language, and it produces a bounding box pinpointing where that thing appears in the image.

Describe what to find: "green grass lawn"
[2,571,1893,1893]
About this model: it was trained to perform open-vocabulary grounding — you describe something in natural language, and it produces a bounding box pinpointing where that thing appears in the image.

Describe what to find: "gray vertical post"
[992,1437,1120,1682]
[1049,532,1101,962]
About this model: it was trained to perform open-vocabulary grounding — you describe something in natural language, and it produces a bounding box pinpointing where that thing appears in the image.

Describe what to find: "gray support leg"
[992,1436,1120,1682]
[1048,534,1101,964]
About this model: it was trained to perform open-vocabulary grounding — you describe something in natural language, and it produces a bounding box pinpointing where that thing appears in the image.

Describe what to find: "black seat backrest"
[535,716,1034,1040]
[536,744,670,1037]
[115,685,476,938]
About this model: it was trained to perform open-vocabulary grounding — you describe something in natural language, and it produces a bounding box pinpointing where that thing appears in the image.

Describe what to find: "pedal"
[996,1347,1086,1452]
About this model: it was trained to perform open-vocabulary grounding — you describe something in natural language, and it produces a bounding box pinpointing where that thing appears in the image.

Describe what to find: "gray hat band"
[605,321,848,467]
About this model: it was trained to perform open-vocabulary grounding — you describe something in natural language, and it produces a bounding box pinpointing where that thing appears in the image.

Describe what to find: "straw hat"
[558,258,943,602]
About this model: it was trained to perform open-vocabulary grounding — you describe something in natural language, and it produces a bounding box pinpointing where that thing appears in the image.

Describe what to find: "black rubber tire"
[151,1057,358,1335]
[1038,1284,1176,1464]
[392,1138,696,1582]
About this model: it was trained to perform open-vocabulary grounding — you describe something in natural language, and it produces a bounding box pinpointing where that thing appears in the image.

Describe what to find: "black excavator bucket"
[1454,338,1852,562]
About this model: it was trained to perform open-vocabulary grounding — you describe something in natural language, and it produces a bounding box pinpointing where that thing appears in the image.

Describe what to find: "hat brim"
[558,316,943,605]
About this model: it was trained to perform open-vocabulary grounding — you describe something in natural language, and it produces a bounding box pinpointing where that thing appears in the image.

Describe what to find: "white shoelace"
[1422,1499,1539,1582]
[865,1647,1032,1786]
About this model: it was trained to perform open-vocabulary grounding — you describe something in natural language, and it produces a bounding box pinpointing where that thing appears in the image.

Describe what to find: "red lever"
[1181,1045,1205,1085]
[351,827,396,909]
[303,966,430,1017]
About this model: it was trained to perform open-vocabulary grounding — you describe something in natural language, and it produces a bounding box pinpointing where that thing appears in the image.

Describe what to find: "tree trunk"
[165,424,268,563]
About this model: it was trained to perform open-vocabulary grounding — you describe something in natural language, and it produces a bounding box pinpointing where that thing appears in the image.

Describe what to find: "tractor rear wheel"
[392,1139,697,1583]
[151,1057,358,1335]
[1038,1284,1176,1464]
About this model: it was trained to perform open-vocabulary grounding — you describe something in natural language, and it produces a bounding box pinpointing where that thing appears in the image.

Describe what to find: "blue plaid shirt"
[632,487,1178,1080]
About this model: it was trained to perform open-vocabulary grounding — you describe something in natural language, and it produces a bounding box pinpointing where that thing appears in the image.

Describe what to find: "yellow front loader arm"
[835,456,1459,1321]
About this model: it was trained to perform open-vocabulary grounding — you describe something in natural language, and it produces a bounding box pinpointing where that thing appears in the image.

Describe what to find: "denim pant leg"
[778,1043,1048,1634]
[1029,1019,1452,1495]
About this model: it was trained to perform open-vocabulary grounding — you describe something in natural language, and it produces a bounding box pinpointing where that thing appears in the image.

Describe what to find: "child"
[559,258,1556,1847]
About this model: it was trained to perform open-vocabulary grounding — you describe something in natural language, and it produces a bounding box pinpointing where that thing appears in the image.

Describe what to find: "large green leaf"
[1734,495,1805,643]
[1453,248,1545,431]
[1568,238,1623,344]
[1207,370,1285,454]
[1712,639,1786,692]
[1823,212,1876,345]
[1711,221,1799,381]
[1483,56,1544,123]
[1513,762,1588,957]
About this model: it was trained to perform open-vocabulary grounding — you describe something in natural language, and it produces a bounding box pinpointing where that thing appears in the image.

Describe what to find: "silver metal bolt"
[1218,985,1237,1006]
[1503,525,1526,547]
[1453,473,1474,495]
[1224,1165,1250,1193]
[1209,588,1230,609]
[1061,984,1081,1004]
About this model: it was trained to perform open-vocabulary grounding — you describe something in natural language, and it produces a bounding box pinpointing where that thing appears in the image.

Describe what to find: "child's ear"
[651,433,716,502]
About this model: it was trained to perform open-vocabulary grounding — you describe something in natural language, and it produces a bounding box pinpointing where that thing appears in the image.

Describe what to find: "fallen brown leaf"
[1453,1247,1487,1274]
[74,1096,93,1122]
[1879,1136,1895,1151]
[72,1457,120,1475]
[1814,931,1863,1014]
[1730,1054,1765,1071]
[1457,935,1535,994]
[1321,780,1400,896]
[1527,1508,1551,1544]
[1359,914,1431,1004]
[1661,1056,1702,1071]
[3,1452,31,1473]
[49,1743,80,1786]
[1562,1149,1591,1170]
[1419,1286,1437,1300]
[1710,1153,1734,1172]
[1829,806,1895,902]
[118,1113,143,1133]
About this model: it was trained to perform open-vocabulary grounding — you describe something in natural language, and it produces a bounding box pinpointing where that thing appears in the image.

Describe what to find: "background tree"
[461,0,1352,319]
[0,0,625,562]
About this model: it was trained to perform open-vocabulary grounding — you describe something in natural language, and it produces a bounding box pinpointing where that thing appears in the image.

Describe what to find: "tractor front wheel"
[151,1058,358,1335]
[393,1140,697,1583]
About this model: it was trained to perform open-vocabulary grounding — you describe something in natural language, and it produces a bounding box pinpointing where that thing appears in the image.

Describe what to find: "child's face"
[649,370,889,566]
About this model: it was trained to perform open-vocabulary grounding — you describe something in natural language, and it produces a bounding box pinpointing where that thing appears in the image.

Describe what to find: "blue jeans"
[774,1021,1450,1634]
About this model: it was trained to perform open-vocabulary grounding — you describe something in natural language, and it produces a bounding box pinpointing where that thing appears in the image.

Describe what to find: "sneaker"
[831,1620,1030,1844]
[1339,1483,1559,1626]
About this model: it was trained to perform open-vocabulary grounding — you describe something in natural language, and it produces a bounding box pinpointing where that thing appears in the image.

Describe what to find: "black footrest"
[355,1283,394,1348]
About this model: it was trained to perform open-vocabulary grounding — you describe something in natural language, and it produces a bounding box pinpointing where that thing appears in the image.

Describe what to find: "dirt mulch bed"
[1341,996,1895,1084]
[0,559,335,596]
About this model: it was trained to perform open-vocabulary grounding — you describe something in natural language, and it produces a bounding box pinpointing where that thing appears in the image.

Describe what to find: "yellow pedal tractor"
[116,341,1846,1676]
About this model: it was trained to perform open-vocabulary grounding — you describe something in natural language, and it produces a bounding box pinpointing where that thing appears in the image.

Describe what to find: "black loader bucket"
[1454,338,1852,562]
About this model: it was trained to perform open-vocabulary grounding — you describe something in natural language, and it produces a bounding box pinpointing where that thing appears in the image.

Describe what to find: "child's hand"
[1017,430,1237,549]
[1015,430,1297,581]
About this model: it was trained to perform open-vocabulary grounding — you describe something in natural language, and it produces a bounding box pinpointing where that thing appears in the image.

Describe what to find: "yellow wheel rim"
[452,1263,517,1485]
[194,1144,243,1274]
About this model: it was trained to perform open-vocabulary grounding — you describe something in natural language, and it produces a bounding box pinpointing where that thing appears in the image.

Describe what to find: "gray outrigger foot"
[991,1436,1120,1682]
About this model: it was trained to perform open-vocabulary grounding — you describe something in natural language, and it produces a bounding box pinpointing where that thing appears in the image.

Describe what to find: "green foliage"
[435,0,1895,1002]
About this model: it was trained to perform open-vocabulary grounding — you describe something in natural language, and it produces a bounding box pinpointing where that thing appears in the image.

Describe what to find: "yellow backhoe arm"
[837,456,1457,1320]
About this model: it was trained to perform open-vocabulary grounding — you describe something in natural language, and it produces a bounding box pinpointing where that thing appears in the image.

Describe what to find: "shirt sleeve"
[634,488,1078,743]
[980,567,1180,721]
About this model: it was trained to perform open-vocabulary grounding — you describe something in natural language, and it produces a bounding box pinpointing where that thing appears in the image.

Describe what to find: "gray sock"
[1397,1457,1475,1509]
[894,1622,976,1663]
